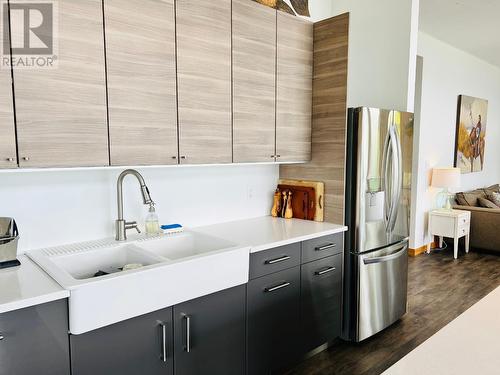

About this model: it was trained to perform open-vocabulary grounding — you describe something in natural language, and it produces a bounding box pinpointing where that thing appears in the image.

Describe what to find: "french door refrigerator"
[343,107,414,342]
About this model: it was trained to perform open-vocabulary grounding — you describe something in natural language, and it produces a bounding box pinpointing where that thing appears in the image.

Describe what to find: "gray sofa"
[454,184,500,253]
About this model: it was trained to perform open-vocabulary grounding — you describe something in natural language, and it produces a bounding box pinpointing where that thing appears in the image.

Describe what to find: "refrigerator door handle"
[388,121,403,232]
[382,127,392,230]
[387,125,398,232]
[362,243,408,265]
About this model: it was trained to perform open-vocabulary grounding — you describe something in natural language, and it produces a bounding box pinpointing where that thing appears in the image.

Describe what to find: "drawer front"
[458,213,470,227]
[247,266,301,375]
[250,242,300,279]
[458,224,469,237]
[431,215,455,238]
[301,254,342,352]
[302,233,343,264]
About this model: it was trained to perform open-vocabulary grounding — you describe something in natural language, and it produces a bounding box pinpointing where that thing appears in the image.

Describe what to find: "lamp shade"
[431,167,461,189]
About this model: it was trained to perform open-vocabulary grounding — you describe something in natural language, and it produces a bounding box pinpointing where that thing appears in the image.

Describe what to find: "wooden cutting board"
[278,179,325,222]
[278,184,315,220]
[278,187,310,220]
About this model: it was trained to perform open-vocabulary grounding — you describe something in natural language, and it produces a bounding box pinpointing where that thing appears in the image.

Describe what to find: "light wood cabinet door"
[0,25,17,169]
[11,0,108,168]
[232,0,276,163]
[276,13,313,162]
[105,0,178,166]
[176,0,232,164]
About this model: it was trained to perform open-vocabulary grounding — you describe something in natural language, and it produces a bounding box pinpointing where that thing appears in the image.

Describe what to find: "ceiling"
[419,0,500,67]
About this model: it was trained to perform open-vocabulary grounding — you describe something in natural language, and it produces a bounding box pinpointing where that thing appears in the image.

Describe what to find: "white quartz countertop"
[0,255,69,314]
[1,216,347,316]
[384,285,500,375]
[195,216,347,253]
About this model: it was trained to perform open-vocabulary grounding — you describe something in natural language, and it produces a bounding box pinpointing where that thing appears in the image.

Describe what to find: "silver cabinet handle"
[264,255,290,265]
[183,314,191,353]
[264,282,291,293]
[0,334,4,340]
[171,156,177,159]
[6,158,15,162]
[159,322,168,363]
[315,266,336,276]
[180,156,187,160]
[22,156,30,161]
[315,243,336,251]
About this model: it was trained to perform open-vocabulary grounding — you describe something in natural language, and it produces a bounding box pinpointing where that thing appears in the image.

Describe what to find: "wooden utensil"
[281,191,288,217]
[284,191,293,219]
[271,189,281,217]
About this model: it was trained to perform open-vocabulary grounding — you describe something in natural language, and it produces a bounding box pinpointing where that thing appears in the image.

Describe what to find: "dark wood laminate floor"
[283,247,500,375]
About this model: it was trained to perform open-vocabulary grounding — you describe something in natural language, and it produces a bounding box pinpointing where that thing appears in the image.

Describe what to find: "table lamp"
[431,167,461,210]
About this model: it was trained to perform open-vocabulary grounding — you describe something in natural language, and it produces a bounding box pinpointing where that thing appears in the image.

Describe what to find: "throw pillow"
[478,197,499,209]
[485,184,500,194]
[455,192,469,206]
[487,192,500,208]
[461,189,487,206]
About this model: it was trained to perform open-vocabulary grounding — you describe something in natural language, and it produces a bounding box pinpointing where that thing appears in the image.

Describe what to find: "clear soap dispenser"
[145,203,160,235]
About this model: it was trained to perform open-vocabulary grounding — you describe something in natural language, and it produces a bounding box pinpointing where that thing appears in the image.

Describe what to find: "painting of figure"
[454,95,488,174]
[253,0,310,16]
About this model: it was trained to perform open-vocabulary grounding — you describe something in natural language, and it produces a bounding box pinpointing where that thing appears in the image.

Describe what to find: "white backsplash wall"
[0,164,279,252]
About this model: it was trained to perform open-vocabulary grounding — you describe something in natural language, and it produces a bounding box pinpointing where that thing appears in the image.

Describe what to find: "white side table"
[427,209,471,259]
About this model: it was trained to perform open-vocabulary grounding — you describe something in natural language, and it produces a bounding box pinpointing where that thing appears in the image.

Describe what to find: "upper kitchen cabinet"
[10,0,108,168]
[176,0,232,164]
[0,25,17,169]
[232,0,276,163]
[276,13,313,162]
[104,0,178,166]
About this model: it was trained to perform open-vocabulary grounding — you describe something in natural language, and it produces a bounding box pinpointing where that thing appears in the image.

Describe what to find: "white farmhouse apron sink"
[28,231,250,334]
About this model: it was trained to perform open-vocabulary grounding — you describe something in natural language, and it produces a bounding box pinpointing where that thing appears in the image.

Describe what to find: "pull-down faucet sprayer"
[115,169,154,241]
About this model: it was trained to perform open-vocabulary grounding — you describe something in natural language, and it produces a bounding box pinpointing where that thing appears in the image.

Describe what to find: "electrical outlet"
[247,187,255,200]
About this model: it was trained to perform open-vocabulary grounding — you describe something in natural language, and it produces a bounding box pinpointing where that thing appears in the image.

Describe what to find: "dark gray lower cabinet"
[70,286,246,375]
[70,307,173,375]
[301,254,343,352]
[65,236,343,375]
[247,266,301,375]
[0,299,70,375]
[173,285,246,375]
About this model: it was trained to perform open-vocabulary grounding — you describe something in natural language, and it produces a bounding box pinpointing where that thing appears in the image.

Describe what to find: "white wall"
[411,32,500,248]
[0,165,278,252]
[309,0,419,112]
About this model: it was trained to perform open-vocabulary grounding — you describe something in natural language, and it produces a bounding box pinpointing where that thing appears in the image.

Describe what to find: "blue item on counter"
[160,224,182,230]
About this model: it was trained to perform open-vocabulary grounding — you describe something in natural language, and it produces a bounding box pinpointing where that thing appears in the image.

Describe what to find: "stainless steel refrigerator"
[343,107,414,342]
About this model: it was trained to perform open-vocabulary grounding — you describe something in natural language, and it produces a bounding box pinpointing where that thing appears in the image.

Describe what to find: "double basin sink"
[28,231,250,334]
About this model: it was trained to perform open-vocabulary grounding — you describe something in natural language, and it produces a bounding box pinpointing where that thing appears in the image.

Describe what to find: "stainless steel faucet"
[115,169,154,241]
